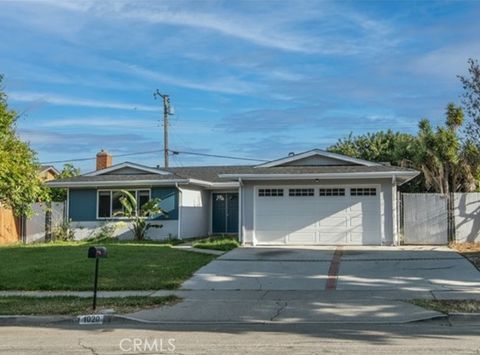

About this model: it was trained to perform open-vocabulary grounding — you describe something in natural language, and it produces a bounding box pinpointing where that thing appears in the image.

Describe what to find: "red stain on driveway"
[325,246,343,290]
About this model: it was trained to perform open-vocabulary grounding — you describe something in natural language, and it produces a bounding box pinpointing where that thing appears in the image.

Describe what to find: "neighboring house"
[38,165,60,182]
[0,165,60,244]
[47,149,419,245]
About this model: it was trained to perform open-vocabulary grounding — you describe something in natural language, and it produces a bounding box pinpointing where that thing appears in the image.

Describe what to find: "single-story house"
[47,149,419,246]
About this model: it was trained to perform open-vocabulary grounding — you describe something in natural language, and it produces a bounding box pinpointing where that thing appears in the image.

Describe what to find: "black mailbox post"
[88,246,108,311]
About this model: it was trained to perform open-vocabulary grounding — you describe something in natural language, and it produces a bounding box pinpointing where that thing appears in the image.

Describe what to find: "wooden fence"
[0,205,21,244]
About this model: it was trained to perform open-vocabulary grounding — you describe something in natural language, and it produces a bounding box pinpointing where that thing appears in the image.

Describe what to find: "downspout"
[175,183,182,240]
[392,175,398,246]
[238,178,243,245]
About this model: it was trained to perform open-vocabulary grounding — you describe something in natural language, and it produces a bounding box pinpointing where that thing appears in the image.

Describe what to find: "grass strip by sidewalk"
[0,295,180,316]
[193,237,240,252]
[410,299,480,314]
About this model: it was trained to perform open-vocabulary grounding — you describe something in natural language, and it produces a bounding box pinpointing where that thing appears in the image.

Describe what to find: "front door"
[212,193,239,234]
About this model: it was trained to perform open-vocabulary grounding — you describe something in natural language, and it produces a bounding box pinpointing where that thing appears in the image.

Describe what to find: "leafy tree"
[415,104,478,194]
[328,130,421,191]
[458,58,480,142]
[114,190,165,241]
[328,130,417,166]
[327,105,480,193]
[0,75,48,215]
[49,163,80,202]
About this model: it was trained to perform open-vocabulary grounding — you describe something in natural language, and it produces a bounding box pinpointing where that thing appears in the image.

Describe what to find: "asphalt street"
[1,319,480,354]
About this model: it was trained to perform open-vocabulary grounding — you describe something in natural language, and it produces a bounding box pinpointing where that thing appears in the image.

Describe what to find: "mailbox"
[88,246,108,259]
[87,246,108,311]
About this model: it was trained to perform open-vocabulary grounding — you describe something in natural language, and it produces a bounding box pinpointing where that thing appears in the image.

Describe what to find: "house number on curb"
[78,314,104,325]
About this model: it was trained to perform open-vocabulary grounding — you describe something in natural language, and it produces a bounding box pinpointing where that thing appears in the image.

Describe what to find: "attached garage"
[254,186,382,245]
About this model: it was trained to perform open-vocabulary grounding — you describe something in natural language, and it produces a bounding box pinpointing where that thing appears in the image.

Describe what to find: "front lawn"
[193,236,240,251]
[410,299,480,314]
[0,295,179,315]
[0,242,215,290]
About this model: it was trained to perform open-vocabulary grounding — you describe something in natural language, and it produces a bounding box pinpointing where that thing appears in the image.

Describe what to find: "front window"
[97,189,151,219]
[98,191,111,218]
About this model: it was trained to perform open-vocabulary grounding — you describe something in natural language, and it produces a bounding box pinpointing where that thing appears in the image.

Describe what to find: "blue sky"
[1,0,479,171]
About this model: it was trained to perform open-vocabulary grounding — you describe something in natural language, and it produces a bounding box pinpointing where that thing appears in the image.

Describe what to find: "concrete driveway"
[130,246,480,323]
[181,246,480,293]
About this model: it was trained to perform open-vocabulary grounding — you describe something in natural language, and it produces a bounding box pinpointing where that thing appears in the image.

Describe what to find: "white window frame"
[96,188,152,220]
[318,188,346,197]
[288,188,315,197]
[258,188,284,197]
[350,187,377,196]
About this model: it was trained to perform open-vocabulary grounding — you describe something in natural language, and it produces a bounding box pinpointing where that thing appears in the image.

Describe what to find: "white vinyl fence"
[454,193,480,244]
[402,192,480,245]
[402,193,449,245]
[25,202,65,243]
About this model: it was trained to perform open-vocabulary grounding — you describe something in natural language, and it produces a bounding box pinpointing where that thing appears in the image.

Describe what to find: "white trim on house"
[219,171,419,182]
[176,183,182,239]
[47,179,240,189]
[47,179,190,188]
[255,149,382,168]
[85,162,172,176]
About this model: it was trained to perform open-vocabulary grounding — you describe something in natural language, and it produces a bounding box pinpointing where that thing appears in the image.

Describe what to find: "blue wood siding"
[69,189,97,221]
[68,187,178,221]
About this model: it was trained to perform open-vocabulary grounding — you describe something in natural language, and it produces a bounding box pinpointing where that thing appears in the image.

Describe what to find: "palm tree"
[416,103,478,194]
[114,190,165,241]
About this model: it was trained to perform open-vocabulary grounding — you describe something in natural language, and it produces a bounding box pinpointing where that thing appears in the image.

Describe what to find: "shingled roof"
[49,164,417,186]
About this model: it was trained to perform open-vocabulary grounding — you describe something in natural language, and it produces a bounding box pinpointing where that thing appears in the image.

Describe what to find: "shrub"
[52,220,75,241]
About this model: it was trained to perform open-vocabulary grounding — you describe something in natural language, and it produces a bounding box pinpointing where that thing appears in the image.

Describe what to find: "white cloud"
[118,62,258,95]
[38,117,156,128]
[8,91,161,112]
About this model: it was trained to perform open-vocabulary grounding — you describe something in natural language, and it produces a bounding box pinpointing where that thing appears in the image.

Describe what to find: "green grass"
[193,236,240,251]
[0,295,179,315]
[0,241,215,290]
[410,299,480,314]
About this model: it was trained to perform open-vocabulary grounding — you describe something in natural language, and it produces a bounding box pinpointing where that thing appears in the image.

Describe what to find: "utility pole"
[153,90,171,168]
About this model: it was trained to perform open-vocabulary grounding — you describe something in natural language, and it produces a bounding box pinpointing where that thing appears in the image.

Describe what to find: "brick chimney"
[96,149,112,170]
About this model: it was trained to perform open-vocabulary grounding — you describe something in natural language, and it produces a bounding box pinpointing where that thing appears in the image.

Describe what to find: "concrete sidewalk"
[124,291,446,323]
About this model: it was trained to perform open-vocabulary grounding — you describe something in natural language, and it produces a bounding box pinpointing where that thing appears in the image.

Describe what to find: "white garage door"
[254,186,382,245]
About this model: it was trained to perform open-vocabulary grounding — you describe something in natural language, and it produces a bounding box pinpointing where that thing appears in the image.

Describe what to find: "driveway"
[181,246,480,292]
[130,246,480,323]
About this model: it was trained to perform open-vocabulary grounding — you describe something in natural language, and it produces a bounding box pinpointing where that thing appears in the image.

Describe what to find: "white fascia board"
[46,179,190,188]
[84,162,171,176]
[219,171,419,180]
[185,179,239,189]
[208,182,240,189]
[255,149,381,168]
[47,178,239,189]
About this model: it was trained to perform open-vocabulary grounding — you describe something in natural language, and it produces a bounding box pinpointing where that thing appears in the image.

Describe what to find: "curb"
[0,312,448,326]
[447,312,480,321]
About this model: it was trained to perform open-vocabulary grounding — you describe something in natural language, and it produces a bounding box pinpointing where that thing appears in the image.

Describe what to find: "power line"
[40,149,165,164]
[169,150,269,162]
[40,149,268,164]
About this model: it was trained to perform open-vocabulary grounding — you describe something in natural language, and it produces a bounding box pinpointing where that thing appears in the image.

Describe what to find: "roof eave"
[46,179,190,188]
[219,171,419,181]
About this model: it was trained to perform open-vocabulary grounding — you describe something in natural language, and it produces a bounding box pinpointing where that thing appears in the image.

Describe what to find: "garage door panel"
[287,232,317,244]
[318,218,348,228]
[317,231,347,244]
[254,186,381,245]
[255,230,286,244]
